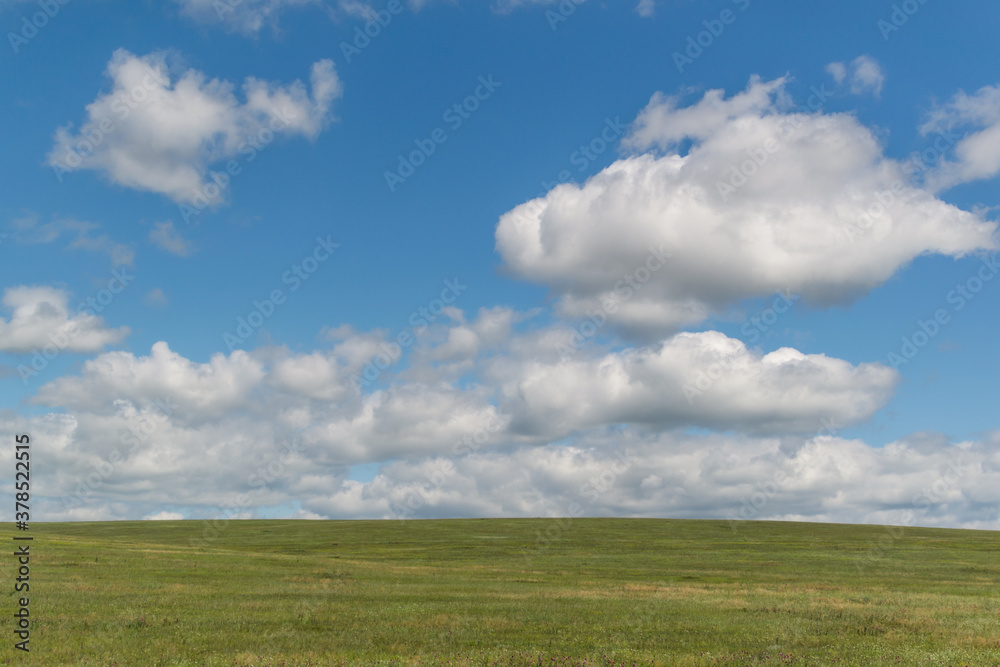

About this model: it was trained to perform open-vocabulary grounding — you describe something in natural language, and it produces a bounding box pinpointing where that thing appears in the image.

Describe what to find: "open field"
[2,518,999,666]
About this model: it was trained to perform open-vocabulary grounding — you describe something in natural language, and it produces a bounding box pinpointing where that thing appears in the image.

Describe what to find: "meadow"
[2,518,999,666]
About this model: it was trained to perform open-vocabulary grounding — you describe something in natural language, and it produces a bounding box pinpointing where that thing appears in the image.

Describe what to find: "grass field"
[2,518,999,666]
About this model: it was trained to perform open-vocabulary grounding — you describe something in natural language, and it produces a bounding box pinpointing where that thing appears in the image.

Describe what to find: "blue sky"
[2,0,999,527]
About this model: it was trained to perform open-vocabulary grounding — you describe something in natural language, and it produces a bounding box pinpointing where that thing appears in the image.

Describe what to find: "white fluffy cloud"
[496,76,997,340]
[922,83,1000,191]
[49,50,342,205]
[321,429,1000,529]
[3,303,911,522]
[8,400,999,530]
[397,309,897,439]
[33,341,266,420]
[175,0,319,34]
[486,330,897,438]
[0,286,129,354]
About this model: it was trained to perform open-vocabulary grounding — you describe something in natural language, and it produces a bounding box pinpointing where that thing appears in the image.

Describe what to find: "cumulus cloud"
[496,76,997,340]
[33,341,266,420]
[0,286,129,354]
[486,330,897,438]
[175,0,320,34]
[921,83,1000,191]
[426,306,518,363]
[827,55,885,97]
[49,49,342,205]
[0,332,500,520]
[16,302,895,470]
[396,309,896,441]
[304,384,506,463]
[6,299,990,528]
[316,429,999,530]
[7,401,998,530]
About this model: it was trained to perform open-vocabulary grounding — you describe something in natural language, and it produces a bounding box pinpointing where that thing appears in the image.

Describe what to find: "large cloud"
[49,50,341,205]
[311,429,1000,530]
[495,76,997,340]
[33,341,266,420]
[3,304,909,522]
[7,403,998,531]
[485,330,897,438]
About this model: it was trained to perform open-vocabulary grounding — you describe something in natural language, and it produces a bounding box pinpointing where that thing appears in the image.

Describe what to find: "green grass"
[3,518,999,665]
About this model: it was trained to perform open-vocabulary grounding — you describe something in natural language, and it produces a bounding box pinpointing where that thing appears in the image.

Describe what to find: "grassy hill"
[3,518,999,665]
